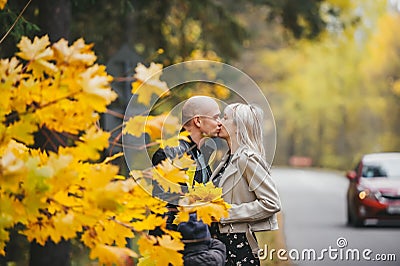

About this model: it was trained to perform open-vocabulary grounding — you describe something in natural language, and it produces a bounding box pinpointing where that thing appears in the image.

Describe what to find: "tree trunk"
[29,240,71,266]
[38,0,71,42]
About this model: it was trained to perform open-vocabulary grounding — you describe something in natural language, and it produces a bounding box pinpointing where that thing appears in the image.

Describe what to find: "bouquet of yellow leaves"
[175,182,231,225]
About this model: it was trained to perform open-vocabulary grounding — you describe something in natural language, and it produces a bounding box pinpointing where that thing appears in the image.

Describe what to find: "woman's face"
[218,106,236,140]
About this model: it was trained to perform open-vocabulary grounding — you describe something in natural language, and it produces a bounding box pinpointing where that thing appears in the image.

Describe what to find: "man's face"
[197,103,221,137]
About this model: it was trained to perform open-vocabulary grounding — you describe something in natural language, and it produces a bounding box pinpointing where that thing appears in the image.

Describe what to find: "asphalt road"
[271,167,400,266]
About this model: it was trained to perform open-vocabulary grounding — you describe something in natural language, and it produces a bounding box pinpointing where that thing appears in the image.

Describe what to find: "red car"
[346,152,400,227]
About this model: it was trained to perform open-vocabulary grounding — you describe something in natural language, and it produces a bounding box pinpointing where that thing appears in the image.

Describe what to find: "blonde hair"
[228,103,265,157]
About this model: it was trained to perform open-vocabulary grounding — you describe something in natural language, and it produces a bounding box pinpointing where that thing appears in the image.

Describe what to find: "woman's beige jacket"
[211,146,281,254]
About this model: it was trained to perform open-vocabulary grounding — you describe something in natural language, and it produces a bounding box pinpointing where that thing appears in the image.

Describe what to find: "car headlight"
[358,190,369,200]
[358,189,383,202]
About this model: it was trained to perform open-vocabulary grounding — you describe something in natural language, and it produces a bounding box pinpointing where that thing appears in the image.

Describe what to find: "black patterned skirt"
[210,223,260,266]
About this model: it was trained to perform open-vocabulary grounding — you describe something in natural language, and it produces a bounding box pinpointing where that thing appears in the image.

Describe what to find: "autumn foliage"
[0,35,229,265]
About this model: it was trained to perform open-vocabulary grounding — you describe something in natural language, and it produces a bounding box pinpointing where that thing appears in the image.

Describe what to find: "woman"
[210,103,281,265]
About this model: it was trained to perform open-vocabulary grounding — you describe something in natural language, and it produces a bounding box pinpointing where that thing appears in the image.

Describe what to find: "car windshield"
[362,158,400,179]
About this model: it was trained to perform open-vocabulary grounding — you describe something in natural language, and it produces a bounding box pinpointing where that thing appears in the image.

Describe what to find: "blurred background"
[1,0,399,170]
[1,1,400,265]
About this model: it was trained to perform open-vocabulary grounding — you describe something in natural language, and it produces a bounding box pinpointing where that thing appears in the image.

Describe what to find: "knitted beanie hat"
[177,213,211,243]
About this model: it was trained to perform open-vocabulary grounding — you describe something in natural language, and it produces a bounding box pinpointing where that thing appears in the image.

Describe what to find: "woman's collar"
[230,146,247,162]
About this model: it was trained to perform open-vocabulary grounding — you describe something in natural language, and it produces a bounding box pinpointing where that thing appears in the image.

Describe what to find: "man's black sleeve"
[152,148,167,166]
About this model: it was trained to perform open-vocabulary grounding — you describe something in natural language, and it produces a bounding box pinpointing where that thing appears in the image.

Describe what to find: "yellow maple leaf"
[52,38,97,66]
[128,174,156,195]
[161,228,183,242]
[123,115,153,137]
[24,212,80,246]
[73,126,111,161]
[152,159,189,194]
[177,182,230,225]
[6,113,37,145]
[23,219,49,246]
[122,182,167,215]
[16,35,57,76]
[144,114,180,140]
[137,235,157,255]
[52,190,80,209]
[79,162,119,193]
[195,203,230,225]
[170,153,196,170]
[84,222,118,247]
[132,81,170,106]
[0,141,30,197]
[166,154,197,186]
[35,99,102,135]
[51,212,82,242]
[131,214,166,231]
[80,227,99,248]
[45,153,78,192]
[78,64,117,112]
[90,188,122,212]
[182,181,222,204]
[134,62,164,82]
[13,77,42,113]
[0,57,22,93]
[137,235,183,266]
[0,145,27,180]
[123,114,179,140]
[157,234,184,251]
[154,245,183,266]
[90,244,137,266]
[106,219,135,247]
[156,131,191,149]
[131,63,169,105]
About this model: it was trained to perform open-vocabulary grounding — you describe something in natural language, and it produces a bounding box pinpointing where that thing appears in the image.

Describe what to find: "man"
[151,95,222,232]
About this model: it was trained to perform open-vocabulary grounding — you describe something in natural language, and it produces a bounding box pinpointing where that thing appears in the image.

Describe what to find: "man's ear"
[193,116,201,127]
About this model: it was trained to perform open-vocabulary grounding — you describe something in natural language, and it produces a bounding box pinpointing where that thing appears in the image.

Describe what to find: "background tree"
[362,11,400,153]
[1,0,356,62]
[239,0,400,168]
